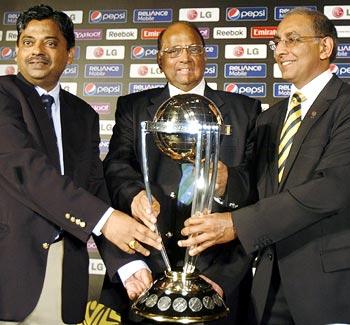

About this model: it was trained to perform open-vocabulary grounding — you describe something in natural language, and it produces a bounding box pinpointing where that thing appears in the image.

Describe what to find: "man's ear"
[157,53,163,71]
[67,47,75,64]
[320,36,333,60]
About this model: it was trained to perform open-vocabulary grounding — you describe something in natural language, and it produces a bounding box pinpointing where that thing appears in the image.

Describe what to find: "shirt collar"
[168,78,206,97]
[35,83,60,105]
[290,69,333,105]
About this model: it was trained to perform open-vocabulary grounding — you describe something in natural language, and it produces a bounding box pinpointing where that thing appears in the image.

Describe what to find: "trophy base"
[131,269,229,323]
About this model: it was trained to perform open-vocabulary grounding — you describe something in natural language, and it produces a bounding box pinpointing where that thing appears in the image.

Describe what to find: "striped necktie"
[278,92,306,183]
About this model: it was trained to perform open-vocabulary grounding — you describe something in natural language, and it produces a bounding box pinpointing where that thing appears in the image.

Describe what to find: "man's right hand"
[131,190,160,231]
[101,210,162,256]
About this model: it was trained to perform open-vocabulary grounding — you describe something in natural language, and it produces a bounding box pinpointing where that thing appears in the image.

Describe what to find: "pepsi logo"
[187,9,198,20]
[90,10,102,23]
[93,47,104,58]
[5,66,15,75]
[225,83,238,93]
[227,8,240,20]
[1,47,13,59]
[233,46,245,57]
[332,7,344,18]
[84,83,97,95]
[138,65,149,76]
[132,46,145,58]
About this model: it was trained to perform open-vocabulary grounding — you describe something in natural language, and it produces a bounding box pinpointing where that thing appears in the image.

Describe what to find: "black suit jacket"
[235,75,350,324]
[102,84,261,323]
[0,74,111,323]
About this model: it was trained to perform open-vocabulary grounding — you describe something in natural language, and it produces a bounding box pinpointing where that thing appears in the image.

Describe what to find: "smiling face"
[274,13,332,88]
[16,19,74,91]
[157,23,206,92]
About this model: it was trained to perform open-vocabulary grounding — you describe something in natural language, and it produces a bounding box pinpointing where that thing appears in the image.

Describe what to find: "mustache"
[26,55,50,64]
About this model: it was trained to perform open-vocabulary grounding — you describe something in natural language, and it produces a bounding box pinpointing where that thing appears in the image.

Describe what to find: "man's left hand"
[178,212,237,255]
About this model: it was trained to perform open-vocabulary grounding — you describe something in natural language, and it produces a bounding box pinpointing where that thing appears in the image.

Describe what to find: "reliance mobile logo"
[129,83,165,93]
[86,46,125,60]
[324,6,350,20]
[89,10,127,23]
[225,44,267,59]
[251,26,277,39]
[274,6,316,20]
[273,83,292,98]
[131,45,158,59]
[84,82,122,97]
[3,12,20,25]
[74,29,102,40]
[226,7,268,21]
[141,28,164,40]
[205,45,219,59]
[224,83,266,97]
[0,47,15,60]
[133,9,173,23]
[62,64,79,78]
[179,8,220,22]
[84,64,123,78]
[224,64,267,78]
[337,44,350,58]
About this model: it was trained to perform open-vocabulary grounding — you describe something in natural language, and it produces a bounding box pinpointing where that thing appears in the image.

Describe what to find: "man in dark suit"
[0,5,162,324]
[180,8,350,325]
[101,21,261,324]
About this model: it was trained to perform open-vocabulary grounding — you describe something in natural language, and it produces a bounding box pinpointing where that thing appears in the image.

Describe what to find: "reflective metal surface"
[132,270,229,323]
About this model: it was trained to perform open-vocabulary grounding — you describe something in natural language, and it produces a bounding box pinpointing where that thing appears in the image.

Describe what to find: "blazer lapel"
[147,85,170,118]
[279,75,341,188]
[15,74,60,171]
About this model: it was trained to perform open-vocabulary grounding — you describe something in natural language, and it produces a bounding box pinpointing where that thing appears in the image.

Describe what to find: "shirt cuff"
[118,260,151,286]
[92,207,114,236]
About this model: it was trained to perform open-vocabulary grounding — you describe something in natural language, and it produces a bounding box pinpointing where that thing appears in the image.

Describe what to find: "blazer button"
[65,213,70,219]
[42,242,49,250]
[75,219,81,225]
[267,253,273,260]
[70,216,76,223]
[80,221,86,228]
[165,232,173,238]
[170,192,176,199]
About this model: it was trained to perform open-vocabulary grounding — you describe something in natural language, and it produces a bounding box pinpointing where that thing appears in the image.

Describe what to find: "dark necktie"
[41,94,56,138]
[278,91,306,182]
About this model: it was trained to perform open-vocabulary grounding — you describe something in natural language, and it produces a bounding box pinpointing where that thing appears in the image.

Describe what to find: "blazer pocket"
[321,246,350,273]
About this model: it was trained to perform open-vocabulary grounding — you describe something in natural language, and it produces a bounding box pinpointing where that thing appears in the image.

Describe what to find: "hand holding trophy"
[132,94,231,323]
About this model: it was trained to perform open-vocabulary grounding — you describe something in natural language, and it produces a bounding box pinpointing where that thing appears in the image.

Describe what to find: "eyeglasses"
[268,35,324,51]
[160,44,204,58]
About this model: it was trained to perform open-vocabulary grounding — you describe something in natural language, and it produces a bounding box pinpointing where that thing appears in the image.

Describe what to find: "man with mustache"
[0,5,162,324]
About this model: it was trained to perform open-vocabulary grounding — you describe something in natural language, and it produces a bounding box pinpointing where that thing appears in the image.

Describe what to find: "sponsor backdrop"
[0,0,349,304]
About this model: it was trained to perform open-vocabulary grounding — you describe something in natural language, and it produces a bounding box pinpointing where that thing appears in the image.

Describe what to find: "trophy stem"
[141,123,172,272]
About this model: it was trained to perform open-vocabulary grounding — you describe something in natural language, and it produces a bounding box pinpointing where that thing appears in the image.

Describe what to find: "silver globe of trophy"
[132,94,231,323]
